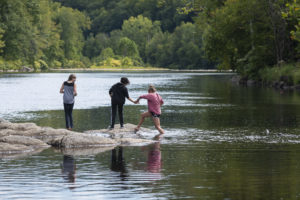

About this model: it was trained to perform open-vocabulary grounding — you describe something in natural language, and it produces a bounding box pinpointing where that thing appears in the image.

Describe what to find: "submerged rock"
[116,138,155,146]
[85,123,151,136]
[54,146,115,156]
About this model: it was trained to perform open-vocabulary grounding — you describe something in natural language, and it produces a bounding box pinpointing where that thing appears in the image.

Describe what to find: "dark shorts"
[151,112,161,118]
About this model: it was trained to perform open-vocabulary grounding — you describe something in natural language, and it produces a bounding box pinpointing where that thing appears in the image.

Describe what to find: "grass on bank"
[89,57,165,70]
[258,62,300,85]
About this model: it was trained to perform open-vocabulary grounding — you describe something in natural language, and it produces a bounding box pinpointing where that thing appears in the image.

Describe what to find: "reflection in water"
[111,147,128,181]
[61,155,76,188]
[147,142,162,173]
[5,73,300,199]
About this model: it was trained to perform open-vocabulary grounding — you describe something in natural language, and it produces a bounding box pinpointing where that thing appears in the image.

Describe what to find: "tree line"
[0,0,298,75]
[0,0,213,70]
[194,0,299,79]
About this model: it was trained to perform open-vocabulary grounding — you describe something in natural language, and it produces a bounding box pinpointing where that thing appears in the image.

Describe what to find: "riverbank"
[50,68,232,73]
[0,67,234,73]
[49,66,168,72]
[232,62,300,90]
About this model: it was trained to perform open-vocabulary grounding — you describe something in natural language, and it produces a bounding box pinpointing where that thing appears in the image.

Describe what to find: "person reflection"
[147,142,162,173]
[111,147,128,181]
[61,155,76,186]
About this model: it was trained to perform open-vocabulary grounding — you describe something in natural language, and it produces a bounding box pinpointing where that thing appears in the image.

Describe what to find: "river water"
[1,72,300,200]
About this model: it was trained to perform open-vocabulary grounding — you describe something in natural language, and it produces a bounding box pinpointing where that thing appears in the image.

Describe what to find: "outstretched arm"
[133,97,141,104]
[127,97,136,104]
[60,83,64,93]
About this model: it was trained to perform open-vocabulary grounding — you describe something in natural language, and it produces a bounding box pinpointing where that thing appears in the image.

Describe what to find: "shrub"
[121,57,133,66]
[64,60,85,68]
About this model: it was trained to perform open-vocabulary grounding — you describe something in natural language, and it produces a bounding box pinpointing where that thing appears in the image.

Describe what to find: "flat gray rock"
[0,135,49,148]
[49,133,117,148]
[85,123,151,135]
[0,142,33,154]
[0,119,155,157]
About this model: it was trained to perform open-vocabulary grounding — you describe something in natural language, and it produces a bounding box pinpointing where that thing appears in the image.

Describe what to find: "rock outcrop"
[0,119,154,158]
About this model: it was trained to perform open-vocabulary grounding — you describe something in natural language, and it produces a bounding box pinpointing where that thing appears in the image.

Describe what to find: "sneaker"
[108,126,114,130]
[120,125,124,129]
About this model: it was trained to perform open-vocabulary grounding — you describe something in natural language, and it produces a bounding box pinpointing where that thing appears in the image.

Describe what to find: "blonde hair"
[148,85,156,93]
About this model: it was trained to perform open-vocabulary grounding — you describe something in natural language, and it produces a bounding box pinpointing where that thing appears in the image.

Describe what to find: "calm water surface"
[1,72,300,200]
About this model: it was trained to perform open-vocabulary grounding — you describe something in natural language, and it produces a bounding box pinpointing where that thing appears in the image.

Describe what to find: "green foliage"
[38,60,49,71]
[146,22,213,69]
[121,57,134,66]
[0,0,91,70]
[64,60,85,68]
[0,60,22,71]
[283,0,300,56]
[56,0,192,33]
[51,60,62,69]
[117,37,140,59]
[196,0,299,78]
[56,6,90,60]
[83,33,110,59]
[121,15,161,60]
[0,28,5,53]
[201,0,290,77]
[258,63,300,85]
[99,48,115,61]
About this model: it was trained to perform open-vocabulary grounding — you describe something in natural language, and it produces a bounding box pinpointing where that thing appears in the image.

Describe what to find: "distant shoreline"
[49,68,233,73]
[0,68,234,73]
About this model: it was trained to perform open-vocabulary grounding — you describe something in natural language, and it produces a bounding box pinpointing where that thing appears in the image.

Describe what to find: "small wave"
[147,128,300,145]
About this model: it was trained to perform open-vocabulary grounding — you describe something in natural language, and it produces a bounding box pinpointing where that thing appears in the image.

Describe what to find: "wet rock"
[85,123,151,136]
[54,146,115,156]
[0,135,49,148]
[0,142,33,155]
[0,120,155,157]
[49,133,117,148]
[116,138,155,146]
[0,148,45,159]
[0,121,40,131]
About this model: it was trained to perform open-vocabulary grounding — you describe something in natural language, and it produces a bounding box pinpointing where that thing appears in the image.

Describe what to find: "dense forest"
[0,0,299,78]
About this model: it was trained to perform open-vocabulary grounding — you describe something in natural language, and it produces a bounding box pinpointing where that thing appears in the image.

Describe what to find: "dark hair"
[121,77,130,84]
[148,85,156,93]
[68,74,76,81]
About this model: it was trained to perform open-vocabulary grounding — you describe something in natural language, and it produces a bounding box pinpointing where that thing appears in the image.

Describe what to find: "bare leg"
[152,117,164,134]
[135,112,151,131]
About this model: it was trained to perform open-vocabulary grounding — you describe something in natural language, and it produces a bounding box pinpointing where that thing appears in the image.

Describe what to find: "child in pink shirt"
[134,85,164,134]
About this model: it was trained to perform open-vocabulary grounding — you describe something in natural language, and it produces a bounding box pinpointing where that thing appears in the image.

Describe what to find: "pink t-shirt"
[140,93,164,115]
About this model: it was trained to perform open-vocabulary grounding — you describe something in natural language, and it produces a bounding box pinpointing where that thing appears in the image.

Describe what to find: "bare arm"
[127,97,136,103]
[73,84,78,96]
[133,97,141,104]
[60,83,64,93]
